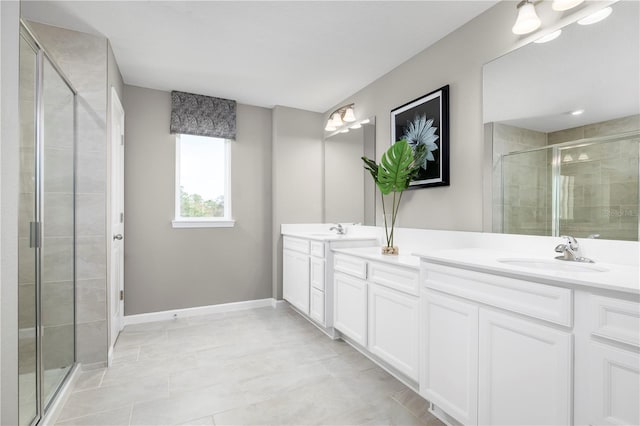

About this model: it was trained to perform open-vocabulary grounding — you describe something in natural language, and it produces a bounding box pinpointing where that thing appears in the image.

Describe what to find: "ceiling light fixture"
[324,103,356,132]
[534,29,562,43]
[578,7,612,25]
[552,0,584,12]
[512,0,541,35]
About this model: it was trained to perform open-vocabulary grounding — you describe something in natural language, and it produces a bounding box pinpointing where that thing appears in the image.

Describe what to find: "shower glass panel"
[18,23,76,425]
[41,56,76,408]
[18,33,39,426]
[502,148,552,236]
[557,135,640,241]
[502,133,640,241]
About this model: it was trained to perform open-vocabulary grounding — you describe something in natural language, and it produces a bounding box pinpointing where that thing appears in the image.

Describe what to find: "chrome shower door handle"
[113,234,123,241]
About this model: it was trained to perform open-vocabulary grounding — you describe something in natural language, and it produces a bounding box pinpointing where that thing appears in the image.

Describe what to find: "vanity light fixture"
[571,109,585,116]
[534,29,562,43]
[578,7,612,25]
[340,128,349,133]
[350,122,362,129]
[578,152,589,161]
[563,154,574,162]
[360,118,370,124]
[552,0,584,12]
[325,103,356,132]
[512,0,541,35]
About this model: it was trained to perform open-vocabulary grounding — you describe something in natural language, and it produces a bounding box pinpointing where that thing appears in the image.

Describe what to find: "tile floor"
[55,306,444,425]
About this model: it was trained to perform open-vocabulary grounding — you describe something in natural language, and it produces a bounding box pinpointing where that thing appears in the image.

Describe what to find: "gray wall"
[271,106,323,300]
[123,85,273,315]
[1,2,21,423]
[28,21,115,367]
[322,1,610,233]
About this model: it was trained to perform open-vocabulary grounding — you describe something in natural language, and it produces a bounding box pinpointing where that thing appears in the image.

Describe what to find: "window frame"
[172,133,234,228]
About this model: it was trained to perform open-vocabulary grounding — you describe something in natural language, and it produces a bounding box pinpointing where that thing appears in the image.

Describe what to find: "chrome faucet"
[554,235,594,263]
[329,223,345,235]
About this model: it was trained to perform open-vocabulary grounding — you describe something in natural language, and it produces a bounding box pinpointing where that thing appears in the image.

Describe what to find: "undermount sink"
[497,258,608,273]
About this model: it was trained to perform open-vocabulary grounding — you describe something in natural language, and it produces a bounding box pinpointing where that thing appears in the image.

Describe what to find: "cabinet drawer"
[590,295,640,347]
[310,288,325,325]
[369,262,419,296]
[334,254,367,279]
[310,258,326,291]
[310,241,325,258]
[424,263,573,327]
[283,237,309,254]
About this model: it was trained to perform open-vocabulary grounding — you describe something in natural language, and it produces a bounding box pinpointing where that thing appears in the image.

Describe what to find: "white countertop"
[282,231,378,243]
[332,247,420,270]
[415,248,640,295]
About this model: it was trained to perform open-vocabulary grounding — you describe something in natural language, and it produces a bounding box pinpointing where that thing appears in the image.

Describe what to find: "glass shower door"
[557,137,640,241]
[18,32,39,426]
[40,56,76,408]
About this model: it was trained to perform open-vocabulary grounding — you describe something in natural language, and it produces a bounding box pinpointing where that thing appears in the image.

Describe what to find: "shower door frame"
[19,21,78,426]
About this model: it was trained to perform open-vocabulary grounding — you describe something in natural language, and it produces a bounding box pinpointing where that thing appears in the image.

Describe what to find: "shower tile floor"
[55,306,444,425]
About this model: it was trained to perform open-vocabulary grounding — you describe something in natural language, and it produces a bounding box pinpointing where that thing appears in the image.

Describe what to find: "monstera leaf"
[361,156,378,182]
[377,139,414,195]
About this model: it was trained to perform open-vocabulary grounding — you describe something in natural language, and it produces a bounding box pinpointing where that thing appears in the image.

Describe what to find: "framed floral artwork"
[391,85,449,188]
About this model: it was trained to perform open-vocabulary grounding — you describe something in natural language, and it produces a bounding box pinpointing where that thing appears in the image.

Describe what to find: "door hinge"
[120,212,124,223]
[119,290,124,301]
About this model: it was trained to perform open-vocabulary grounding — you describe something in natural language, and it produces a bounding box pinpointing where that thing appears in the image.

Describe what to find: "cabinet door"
[588,341,640,426]
[369,284,419,380]
[421,289,479,426]
[283,249,310,315]
[310,287,325,325]
[478,309,572,426]
[334,272,368,346]
[310,257,325,291]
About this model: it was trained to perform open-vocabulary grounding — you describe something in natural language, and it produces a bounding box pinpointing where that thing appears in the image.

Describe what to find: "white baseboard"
[271,299,287,309]
[122,298,276,326]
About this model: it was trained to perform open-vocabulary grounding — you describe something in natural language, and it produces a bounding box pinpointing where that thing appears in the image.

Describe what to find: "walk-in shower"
[497,131,640,241]
[18,23,76,426]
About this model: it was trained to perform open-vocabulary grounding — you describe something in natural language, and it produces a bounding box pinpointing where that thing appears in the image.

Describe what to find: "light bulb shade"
[325,123,336,131]
[342,107,356,122]
[552,0,584,11]
[512,2,541,35]
[340,128,349,133]
[350,123,362,129]
[329,112,343,127]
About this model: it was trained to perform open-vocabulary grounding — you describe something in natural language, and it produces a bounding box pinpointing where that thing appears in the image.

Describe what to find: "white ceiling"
[21,1,497,112]
[483,0,639,133]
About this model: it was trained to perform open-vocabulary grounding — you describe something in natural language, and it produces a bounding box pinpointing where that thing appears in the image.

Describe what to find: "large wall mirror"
[324,117,376,225]
[484,1,639,241]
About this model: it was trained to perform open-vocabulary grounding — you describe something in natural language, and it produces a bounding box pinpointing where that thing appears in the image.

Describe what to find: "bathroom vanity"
[282,225,639,426]
[281,231,376,337]
[417,248,639,426]
[332,248,421,384]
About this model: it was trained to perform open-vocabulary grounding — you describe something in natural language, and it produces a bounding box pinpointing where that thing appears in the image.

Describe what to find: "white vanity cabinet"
[283,239,310,314]
[421,263,572,426]
[282,235,376,336]
[581,295,640,426]
[333,252,420,382]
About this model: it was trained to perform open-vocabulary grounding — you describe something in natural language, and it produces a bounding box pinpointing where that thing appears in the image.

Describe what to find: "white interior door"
[109,86,125,359]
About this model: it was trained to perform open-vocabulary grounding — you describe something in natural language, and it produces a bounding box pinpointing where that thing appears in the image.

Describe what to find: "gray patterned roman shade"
[170,91,236,140]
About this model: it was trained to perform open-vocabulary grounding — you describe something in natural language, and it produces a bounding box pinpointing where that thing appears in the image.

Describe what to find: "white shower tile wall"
[28,21,110,366]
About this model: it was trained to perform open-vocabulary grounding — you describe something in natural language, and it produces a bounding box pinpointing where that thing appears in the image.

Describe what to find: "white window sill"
[171,219,236,228]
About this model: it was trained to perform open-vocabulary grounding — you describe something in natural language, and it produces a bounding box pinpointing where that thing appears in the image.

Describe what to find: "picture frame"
[391,85,449,188]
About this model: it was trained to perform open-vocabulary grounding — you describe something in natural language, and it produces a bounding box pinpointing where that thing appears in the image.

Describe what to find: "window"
[172,134,234,228]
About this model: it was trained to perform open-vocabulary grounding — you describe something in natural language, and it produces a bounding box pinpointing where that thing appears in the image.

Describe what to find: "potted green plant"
[362,139,426,255]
